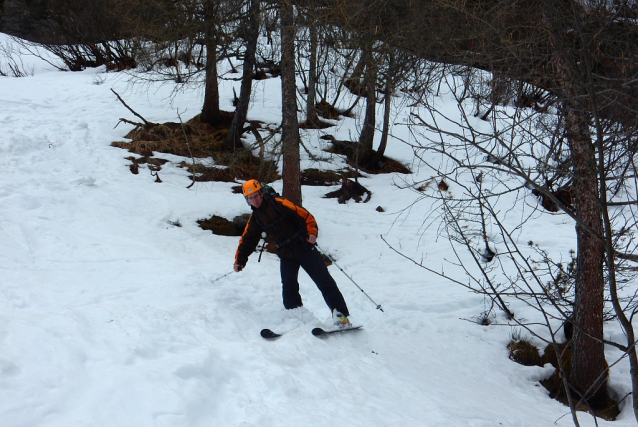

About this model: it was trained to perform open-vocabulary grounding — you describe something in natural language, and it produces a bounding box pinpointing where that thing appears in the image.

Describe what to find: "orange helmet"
[242,179,262,196]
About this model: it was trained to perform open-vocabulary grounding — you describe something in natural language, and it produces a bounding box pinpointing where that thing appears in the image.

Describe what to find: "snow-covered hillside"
[0,33,634,427]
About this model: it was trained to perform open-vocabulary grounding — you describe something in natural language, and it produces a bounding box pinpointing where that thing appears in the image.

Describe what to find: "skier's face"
[246,191,263,208]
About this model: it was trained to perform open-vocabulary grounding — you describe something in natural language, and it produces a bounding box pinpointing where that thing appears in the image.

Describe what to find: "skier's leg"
[280,258,303,309]
[299,248,349,316]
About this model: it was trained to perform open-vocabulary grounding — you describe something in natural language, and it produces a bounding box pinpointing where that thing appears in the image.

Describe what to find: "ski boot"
[332,310,352,329]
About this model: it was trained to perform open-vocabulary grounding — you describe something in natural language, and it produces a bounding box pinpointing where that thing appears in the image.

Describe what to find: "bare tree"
[226,0,261,150]
[280,0,301,204]
[295,6,322,127]
[541,0,607,408]
[200,0,224,126]
[397,3,638,416]
[353,0,638,422]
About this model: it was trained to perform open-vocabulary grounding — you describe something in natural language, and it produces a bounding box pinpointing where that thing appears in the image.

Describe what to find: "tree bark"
[374,53,394,167]
[225,0,260,151]
[540,1,608,405]
[280,0,301,205]
[358,40,376,162]
[200,0,222,126]
[566,99,607,402]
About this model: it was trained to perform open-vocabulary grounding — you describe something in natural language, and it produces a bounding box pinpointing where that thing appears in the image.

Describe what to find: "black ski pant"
[279,247,350,316]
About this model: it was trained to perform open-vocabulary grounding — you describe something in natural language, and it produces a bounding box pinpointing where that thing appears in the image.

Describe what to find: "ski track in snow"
[0,34,633,427]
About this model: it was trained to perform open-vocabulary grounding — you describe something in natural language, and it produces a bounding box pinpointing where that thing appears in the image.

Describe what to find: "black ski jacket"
[235,196,318,266]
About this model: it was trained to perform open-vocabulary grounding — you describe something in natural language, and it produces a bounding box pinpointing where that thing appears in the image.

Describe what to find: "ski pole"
[211,269,235,284]
[315,244,384,312]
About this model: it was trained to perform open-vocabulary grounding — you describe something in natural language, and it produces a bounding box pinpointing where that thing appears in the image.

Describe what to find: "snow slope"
[0,34,634,427]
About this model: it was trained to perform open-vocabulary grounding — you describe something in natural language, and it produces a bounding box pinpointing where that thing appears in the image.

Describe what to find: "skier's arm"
[234,215,263,269]
[276,198,319,238]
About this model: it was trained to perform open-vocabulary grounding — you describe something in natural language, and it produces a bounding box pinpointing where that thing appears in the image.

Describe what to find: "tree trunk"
[225,0,260,151]
[280,0,301,205]
[374,53,394,167]
[200,0,222,126]
[358,42,376,163]
[566,98,607,404]
[541,1,608,406]
[350,51,366,82]
[305,23,320,126]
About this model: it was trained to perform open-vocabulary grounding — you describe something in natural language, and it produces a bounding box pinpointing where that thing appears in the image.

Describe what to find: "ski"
[260,328,282,339]
[261,325,363,339]
[311,325,363,337]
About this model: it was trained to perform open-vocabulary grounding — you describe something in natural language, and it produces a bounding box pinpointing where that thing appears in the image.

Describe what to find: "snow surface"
[0,33,635,427]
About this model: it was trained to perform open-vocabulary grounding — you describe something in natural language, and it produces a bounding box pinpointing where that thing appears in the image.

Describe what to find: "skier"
[233,179,352,328]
